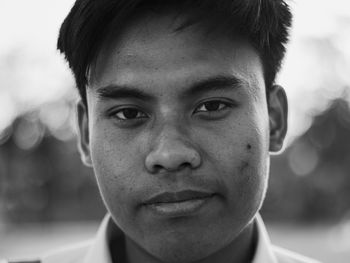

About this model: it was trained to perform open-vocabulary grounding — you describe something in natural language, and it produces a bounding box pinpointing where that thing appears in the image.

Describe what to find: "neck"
[123,221,257,263]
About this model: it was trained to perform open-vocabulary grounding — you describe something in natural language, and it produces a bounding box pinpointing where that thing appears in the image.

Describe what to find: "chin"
[139,225,234,263]
[147,240,219,263]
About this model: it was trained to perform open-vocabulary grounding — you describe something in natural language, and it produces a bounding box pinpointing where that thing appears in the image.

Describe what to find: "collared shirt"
[5,214,321,263]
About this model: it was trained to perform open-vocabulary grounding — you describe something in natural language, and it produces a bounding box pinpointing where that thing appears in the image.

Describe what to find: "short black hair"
[57,0,292,104]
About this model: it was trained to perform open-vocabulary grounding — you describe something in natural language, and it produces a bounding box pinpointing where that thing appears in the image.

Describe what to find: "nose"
[145,127,201,173]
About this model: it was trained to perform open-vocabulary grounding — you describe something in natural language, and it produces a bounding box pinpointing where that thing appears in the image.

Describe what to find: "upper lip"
[143,190,215,205]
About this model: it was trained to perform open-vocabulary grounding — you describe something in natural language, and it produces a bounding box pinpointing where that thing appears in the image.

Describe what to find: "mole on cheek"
[240,144,253,173]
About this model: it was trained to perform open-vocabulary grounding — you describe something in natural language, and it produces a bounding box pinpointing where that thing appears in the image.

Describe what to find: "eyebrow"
[96,85,155,102]
[181,75,247,99]
[95,75,246,101]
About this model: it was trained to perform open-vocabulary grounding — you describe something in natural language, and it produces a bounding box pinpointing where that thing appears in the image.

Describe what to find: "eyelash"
[108,107,148,122]
[193,100,232,114]
[109,99,233,122]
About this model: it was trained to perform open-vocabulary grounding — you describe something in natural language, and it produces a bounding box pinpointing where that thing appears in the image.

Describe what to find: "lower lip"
[146,196,214,217]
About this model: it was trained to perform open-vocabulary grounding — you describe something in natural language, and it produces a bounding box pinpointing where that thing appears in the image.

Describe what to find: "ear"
[77,100,93,167]
[267,85,288,153]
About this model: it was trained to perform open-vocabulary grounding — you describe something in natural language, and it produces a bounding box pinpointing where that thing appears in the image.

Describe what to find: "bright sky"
[0,0,76,131]
[0,0,349,145]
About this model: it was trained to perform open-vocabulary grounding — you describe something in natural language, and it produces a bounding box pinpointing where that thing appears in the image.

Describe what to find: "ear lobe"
[77,101,93,167]
[267,85,288,153]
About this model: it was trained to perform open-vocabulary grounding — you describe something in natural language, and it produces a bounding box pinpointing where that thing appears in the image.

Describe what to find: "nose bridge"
[154,105,188,148]
[154,121,192,159]
[145,121,201,173]
[157,124,188,155]
[158,121,185,145]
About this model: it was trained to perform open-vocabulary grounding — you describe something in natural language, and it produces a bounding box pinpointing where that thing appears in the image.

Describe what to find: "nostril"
[179,162,191,170]
[154,163,185,173]
[152,164,163,173]
[150,162,192,174]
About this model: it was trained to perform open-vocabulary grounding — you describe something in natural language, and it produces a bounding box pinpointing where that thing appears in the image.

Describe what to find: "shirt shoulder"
[3,240,92,263]
[272,245,322,263]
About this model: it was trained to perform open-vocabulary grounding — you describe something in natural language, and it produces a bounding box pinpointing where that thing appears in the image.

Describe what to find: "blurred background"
[0,0,349,262]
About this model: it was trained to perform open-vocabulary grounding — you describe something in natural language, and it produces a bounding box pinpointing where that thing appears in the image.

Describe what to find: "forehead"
[89,12,264,92]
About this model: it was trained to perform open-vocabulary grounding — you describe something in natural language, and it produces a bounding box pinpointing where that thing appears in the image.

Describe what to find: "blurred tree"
[262,96,350,222]
[0,113,105,224]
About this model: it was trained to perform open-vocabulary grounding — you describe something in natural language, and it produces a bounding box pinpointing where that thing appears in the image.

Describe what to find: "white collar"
[252,214,278,263]
[84,213,277,263]
[83,215,112,263]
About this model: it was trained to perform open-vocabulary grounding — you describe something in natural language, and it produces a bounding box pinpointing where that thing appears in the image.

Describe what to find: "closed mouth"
[143,190,215,205]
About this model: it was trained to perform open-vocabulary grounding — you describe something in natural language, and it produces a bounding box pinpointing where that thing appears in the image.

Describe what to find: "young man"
[5,0,321,263]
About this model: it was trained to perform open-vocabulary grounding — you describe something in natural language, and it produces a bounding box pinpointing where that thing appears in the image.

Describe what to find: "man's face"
[78,13,286,263]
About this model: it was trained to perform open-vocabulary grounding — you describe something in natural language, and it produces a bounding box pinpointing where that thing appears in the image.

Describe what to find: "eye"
[194,100,230,113]
[113,108,148,120]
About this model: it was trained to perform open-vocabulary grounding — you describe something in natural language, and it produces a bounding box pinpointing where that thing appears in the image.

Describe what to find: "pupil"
[123,109,138,118]
[205,101,220,111]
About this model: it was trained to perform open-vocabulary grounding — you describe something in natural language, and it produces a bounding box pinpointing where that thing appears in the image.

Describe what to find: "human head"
[58,1,292,262]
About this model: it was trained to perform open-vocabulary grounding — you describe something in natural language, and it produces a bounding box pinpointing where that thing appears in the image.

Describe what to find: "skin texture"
[77,12,288,263]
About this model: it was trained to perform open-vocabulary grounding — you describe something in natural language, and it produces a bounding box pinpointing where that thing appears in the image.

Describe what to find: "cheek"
[90,123,141,181]
[203,118,269,209]
[92,150,142,230]
[234,139,269,213]
[89,128,142,218]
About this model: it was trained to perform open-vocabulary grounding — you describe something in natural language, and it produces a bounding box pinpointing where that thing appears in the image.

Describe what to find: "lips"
[144,190,215,205]
[142,190,216,217]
